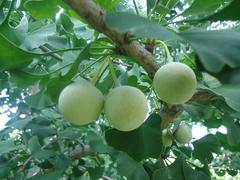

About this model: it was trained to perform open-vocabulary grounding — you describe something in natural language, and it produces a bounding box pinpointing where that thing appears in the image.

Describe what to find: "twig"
[17,138,57,173]
[132,0,140,15]
[39,45,63,62]
[113,60,133,69]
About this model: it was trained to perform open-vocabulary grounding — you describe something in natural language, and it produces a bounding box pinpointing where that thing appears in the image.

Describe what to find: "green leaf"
[28,170,63,180]
[94,0,121,10]
[153,157,210,180]
[26,123,56,138]
[88,167,104,180]
[212,67,240,84]
[116,152,150,180]
[86,131,114,154]
[192,134,221,163]
[106,12,180,40]
[211,84,240,112]
[147,0,156,14]
[203,0,240,21]
[56,13,74,35]
[216,132,240,152]
[46,45,90,102]
[25,90,53,110]
[10,70,41,88]
[28,136,55,160]
[222,116,240,145]
[0,33,37,70]
[180,29,240,73]
[21,23,67,50]
[0,0,12,25]
[180,0,229,17]
[0,139,21,155]
[200,84,240,112]
[48,154,70,170]
[105,113,163,161]
[0,165,11,178]
[24,0,58,20]
[7,117,33,129]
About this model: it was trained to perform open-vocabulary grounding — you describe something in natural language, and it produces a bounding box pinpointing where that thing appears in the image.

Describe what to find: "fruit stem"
[108,58,121,87]
[91,58,108,85]
[157,40,173,63]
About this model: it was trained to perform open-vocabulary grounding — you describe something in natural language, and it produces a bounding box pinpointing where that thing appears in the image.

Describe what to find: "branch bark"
[64,0,159,78]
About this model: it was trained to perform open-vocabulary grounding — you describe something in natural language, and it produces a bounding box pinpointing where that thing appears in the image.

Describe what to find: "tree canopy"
[0,0,240,179]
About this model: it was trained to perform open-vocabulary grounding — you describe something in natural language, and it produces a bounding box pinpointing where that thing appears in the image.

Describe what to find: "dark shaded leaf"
[106,113,163,161]
[203,0,240,21]
[192,134,221,163]
[0,33,38,70]
[223,116,240,145]
[216,132,240,152]
[0,139,21,155]
[28,136,55,160]
[180,29,240,73]
[117,152,150,180]
[106,12,180,40]
[25,90,53,110]
[153,157,210,180]
[28,170,63,180]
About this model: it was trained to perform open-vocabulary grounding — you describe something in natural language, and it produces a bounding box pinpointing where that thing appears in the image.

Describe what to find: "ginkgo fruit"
[174,124,192,144]
[153,62,197,104]
[162,129,172,147]
[58,81,104,125]
[104,86,148,131]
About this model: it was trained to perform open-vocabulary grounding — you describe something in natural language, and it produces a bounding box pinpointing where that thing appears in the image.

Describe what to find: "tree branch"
[64,0,220,128]
[64,0,159,78]
[39,45,63,62]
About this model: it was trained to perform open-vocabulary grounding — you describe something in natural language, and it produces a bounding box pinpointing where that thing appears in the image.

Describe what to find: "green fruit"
[174,124,192,144]
[58,81,104,125]
[104,86,148,131]
[153,62,197,104]
[162,129,172,147]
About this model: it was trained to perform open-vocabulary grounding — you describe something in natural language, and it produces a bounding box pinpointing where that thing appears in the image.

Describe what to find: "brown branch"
[64,0,159,78]
[69,144,96,159]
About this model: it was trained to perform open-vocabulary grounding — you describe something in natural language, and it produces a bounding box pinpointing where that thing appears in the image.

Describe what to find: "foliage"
[0,0,240,179]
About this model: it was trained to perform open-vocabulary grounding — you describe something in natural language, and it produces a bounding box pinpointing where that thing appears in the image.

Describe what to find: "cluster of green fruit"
[162,123,193,147]
[58,62,196,142]
[58,80,148,131]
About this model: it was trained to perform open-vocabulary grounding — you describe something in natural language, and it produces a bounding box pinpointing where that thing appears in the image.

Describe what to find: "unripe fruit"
[104,86,148,131]
[153,62,197,104]
[162,129,172,147]
[174,124,192,144]
[58,81,104,125]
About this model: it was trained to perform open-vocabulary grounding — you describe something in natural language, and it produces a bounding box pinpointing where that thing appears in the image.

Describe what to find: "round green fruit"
[104,86,148,131]
[58,81,104,125]
[153,62,197,104]
[162,129,172,147]
[174,124,192,144]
